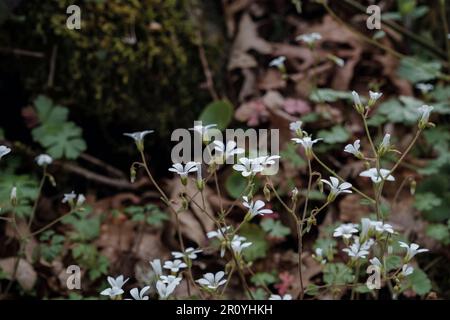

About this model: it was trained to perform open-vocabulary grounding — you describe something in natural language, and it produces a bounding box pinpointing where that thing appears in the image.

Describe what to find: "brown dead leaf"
[339,194,370,222]
[0,257,37,291]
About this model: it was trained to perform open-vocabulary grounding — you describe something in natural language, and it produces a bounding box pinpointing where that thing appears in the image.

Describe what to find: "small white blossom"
[160,275,183,286]
[296,32,322,45]
[62,191,77,204]
[35,154,53,167]
[129,286,150,300]
[369,91,383,102]
[242,196,273,218]
[289,120,303,132]
[100,275,129,298]
[10,187,17,205]
[373,221,394,234]
[76,194,86,207]
[417,105,433,127]
[123,130,154,150]
[213,140,244,161]
[321,177,352,200]
[359,168,395,183]
[207,226,231,241]
[269,294,292,300]
[163,259,187,273]
[0,145,11,160]
[352,91,362,107]
[415,83,434,94]
[343,237,370,260]
[190,124,217,142]
[314,248,326,264]
[380,133,391,149]
[333,223,359,239]
[231,237,252,255]
[169,162,199,181]
[233,157,264,177]
[196,271,227,290]
[156,280,178,299]
[399,241,429,262]
[401,264,414,277]
[150,259,163,277]
[344,140,361,157]
[292,136,322,157]
[369,257,382,268]
[269,56,286,68]
[172,247,202,260]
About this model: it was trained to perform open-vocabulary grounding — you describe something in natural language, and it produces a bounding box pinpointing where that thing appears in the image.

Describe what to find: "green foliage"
[249,288,267,300]
[426,222,450,245]
[385,255,402,271]
[280,144,305,168]
[318,125,350,144]
[31,95,86,159]
[376,96,422,124]
[405,268,432,295]
[415,172,450,222]
[124,204,169,227]
[72,243,109,281]
[314,238,337,259]
[309,89,355,103]
[240,224,268,261]
[414,192,442,211]
[250,272,277,287]
[38,231,65,263]
[225,171,260,199]
[62,207,101,242]
[199,100,234,131]
[397,57,441,83]
[261,219,290,238]
[323,263,354,286]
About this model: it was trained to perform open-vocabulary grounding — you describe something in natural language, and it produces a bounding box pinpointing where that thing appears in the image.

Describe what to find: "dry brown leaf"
[0,257,37,291]
[338,194,370,222]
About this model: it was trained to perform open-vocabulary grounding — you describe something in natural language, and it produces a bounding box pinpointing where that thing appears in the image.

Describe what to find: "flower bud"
[10,187,17,207]
[263,184,271,202]
[130,166,137,183]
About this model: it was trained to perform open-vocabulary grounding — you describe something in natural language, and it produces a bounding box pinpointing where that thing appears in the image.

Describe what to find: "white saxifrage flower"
[320,177,352,201]
[291,136,322,158]
[172,247,203,260]
[344,140,362,158]
[233,157,264,177]
[399,241,429,262]
[163,259,187,273]
[269,294,292,300]
[100,275,129,298]
[379,133,391,150]
[213,140,244,162]
[401,264,414,277]
[150,259,163,277]
[207,226,231,241]
[35,154,53,167]
[368,91,383,105]
[62,191,77,204]
[415,83,434,94]
[351,90,364,113]
[10,186,17,206]
[160,275,183,286]
[372,221,395,235]
[169,162,199,185]
[359,168,395,183]
[129,286,150,300]
[343,238,370,260]
[231,237,252,255]
[156,280,178,300]
[242,196,273,219]
[289,120,304,137]
[0,145,11,160]
[269,56,286,69]
[196,271,227,290]
[417,105,434,128]
[296,32,322,45]
[190,124,217,142]
[333,223,359,239]
[369,257,382,268]
[123,130,154,151]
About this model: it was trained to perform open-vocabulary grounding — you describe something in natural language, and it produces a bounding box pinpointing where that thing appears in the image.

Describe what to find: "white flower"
[373,222,394,234]
[231,237,252,255]
[150,259,163,277]
[333,223,359,239]
[172,247,203,260]
[399,241,429,262]
[123,130,154,150]
[359,168,395,183]
[10,187,17,205]
[380,133,391,149]
[76,194,86,207]
[289,120,303,132]
[321,176,352,200]
[369,91,383,102]
[233,157,264,177]
[129,286,150,300]
[415,83,434,94]
[213,140,244,161]
[207,226,231,241]
[296,32,322,44]
[163,259,187,273]
[292,137,322,157]
[242,196,273,218]
[196,271,227,290]
[190,124,217,142]
[360,218,373,240]
[169,162,199,178]
[352,91,362,106]
[369,257,382,268]
[269,56,286,68]
[0,145,11,160]
[314,248,326,264]
[160,275,183,286]
[35,154,53,166]
[344,140,361,157]
[156,280,178,299]
[417,105,433,127]
[343,238,370,260]
[100,275,129,298]
[401,264,414,277]
[62,191,77,204]
[269,294,292,300]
